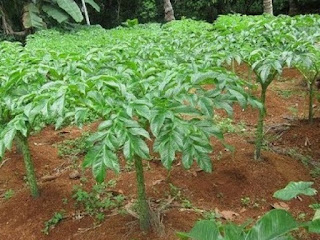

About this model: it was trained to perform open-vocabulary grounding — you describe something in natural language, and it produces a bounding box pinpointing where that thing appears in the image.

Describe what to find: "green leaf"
[128,127,150,140]
[3,129,16,150]
[273,181,317,201]
[92,150,106,183]
[51,93,65,116]
[102,146,120,173]
[199,97,213,117]
[56,0,83,22]
[224,223,246,240]
[134,104,151,120]
[22,3,44,29]
[246,209,297,240]
[83,146,99,168]
[0,141,5,159]
[98,120,113,131]
[229,89,247,108]
[132,137,149,159]
[177,220,222,240]
[13,118,28,137]
[313,209,320,221]
[123,140,133,160]
[42,4,69,23]
[84,0,100,12]
[150,111,166,137]
[309,219,320,233]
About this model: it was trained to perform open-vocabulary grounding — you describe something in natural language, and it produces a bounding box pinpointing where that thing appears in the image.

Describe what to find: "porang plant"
[0,41,71,198]
[294,46,320,123]
[42,59,258,231]
[214,15,303,160]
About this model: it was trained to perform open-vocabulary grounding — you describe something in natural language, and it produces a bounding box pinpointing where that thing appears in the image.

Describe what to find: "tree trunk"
[288,0,298,16]
[263,0,273,15]
[0,5,14,34]
[163,0,175,22]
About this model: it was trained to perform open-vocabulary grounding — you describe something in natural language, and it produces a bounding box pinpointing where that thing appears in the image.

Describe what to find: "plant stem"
[134,155,151,231]
[248,68,252,81]
[15,137,23,154]
[232,59,235,73]
[308,81,314,124]
[255,86,267,160]
[16,133,39,198]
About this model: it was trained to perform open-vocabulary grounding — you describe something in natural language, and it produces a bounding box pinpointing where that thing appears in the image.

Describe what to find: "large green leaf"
[22,3,44,29]
[246,209,297,240]
[3,128,16,150]
[56,0,83,22]
[224,223,246,240]
[42,4,69,23]
[273,181,317,201]
[84,0,100,12]
[177,220,223,240]
[308,219,320,233]
[92,149,106,183]
[102,146,120,173]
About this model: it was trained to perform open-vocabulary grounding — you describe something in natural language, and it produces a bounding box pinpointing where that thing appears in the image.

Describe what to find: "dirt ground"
[1,66,320,240]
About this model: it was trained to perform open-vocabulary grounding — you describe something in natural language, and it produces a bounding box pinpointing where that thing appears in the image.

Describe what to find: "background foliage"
[0,0,319,38]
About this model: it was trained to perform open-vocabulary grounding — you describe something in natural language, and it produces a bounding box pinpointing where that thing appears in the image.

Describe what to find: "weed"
[124,161,135,172]
[57,133,90,159]
[241,197,251,207]
[213,116,246,134]
[310,167,320,178]
[42,212,64,235]
[288,106,299,117]
[169,183,182,200]
[276,89,294,99]
[72,180,124,221]
[202,211,217,221]
[297,212,307,221]
[3,189,14,200]
[287,148,313,166]
[216,192,224,199]
[181,199,193,209]
[62,198,68,205]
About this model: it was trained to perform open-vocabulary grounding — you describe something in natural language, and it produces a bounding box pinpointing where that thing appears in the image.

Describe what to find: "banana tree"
[164,0,175,22]
[263,0,273,15]
[0,0,100,34]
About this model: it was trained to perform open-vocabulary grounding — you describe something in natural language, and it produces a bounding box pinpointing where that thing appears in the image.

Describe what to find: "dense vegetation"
[1,9,320,239]
[0,0,319,39]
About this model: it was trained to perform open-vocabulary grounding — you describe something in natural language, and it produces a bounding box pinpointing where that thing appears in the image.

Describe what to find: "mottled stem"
[134,155,151,231]
[16,133,39,198]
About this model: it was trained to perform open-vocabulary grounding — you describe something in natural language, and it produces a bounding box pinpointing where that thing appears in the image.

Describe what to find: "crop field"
[1,15,320,239]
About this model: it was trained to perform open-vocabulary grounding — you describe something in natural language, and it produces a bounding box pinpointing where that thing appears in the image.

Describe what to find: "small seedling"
[202,211,217,221]
[241,197,251,207]
[4,189,14,200]
[181,199,193,209]
[42,212,64,235]
[62,198,68,205]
